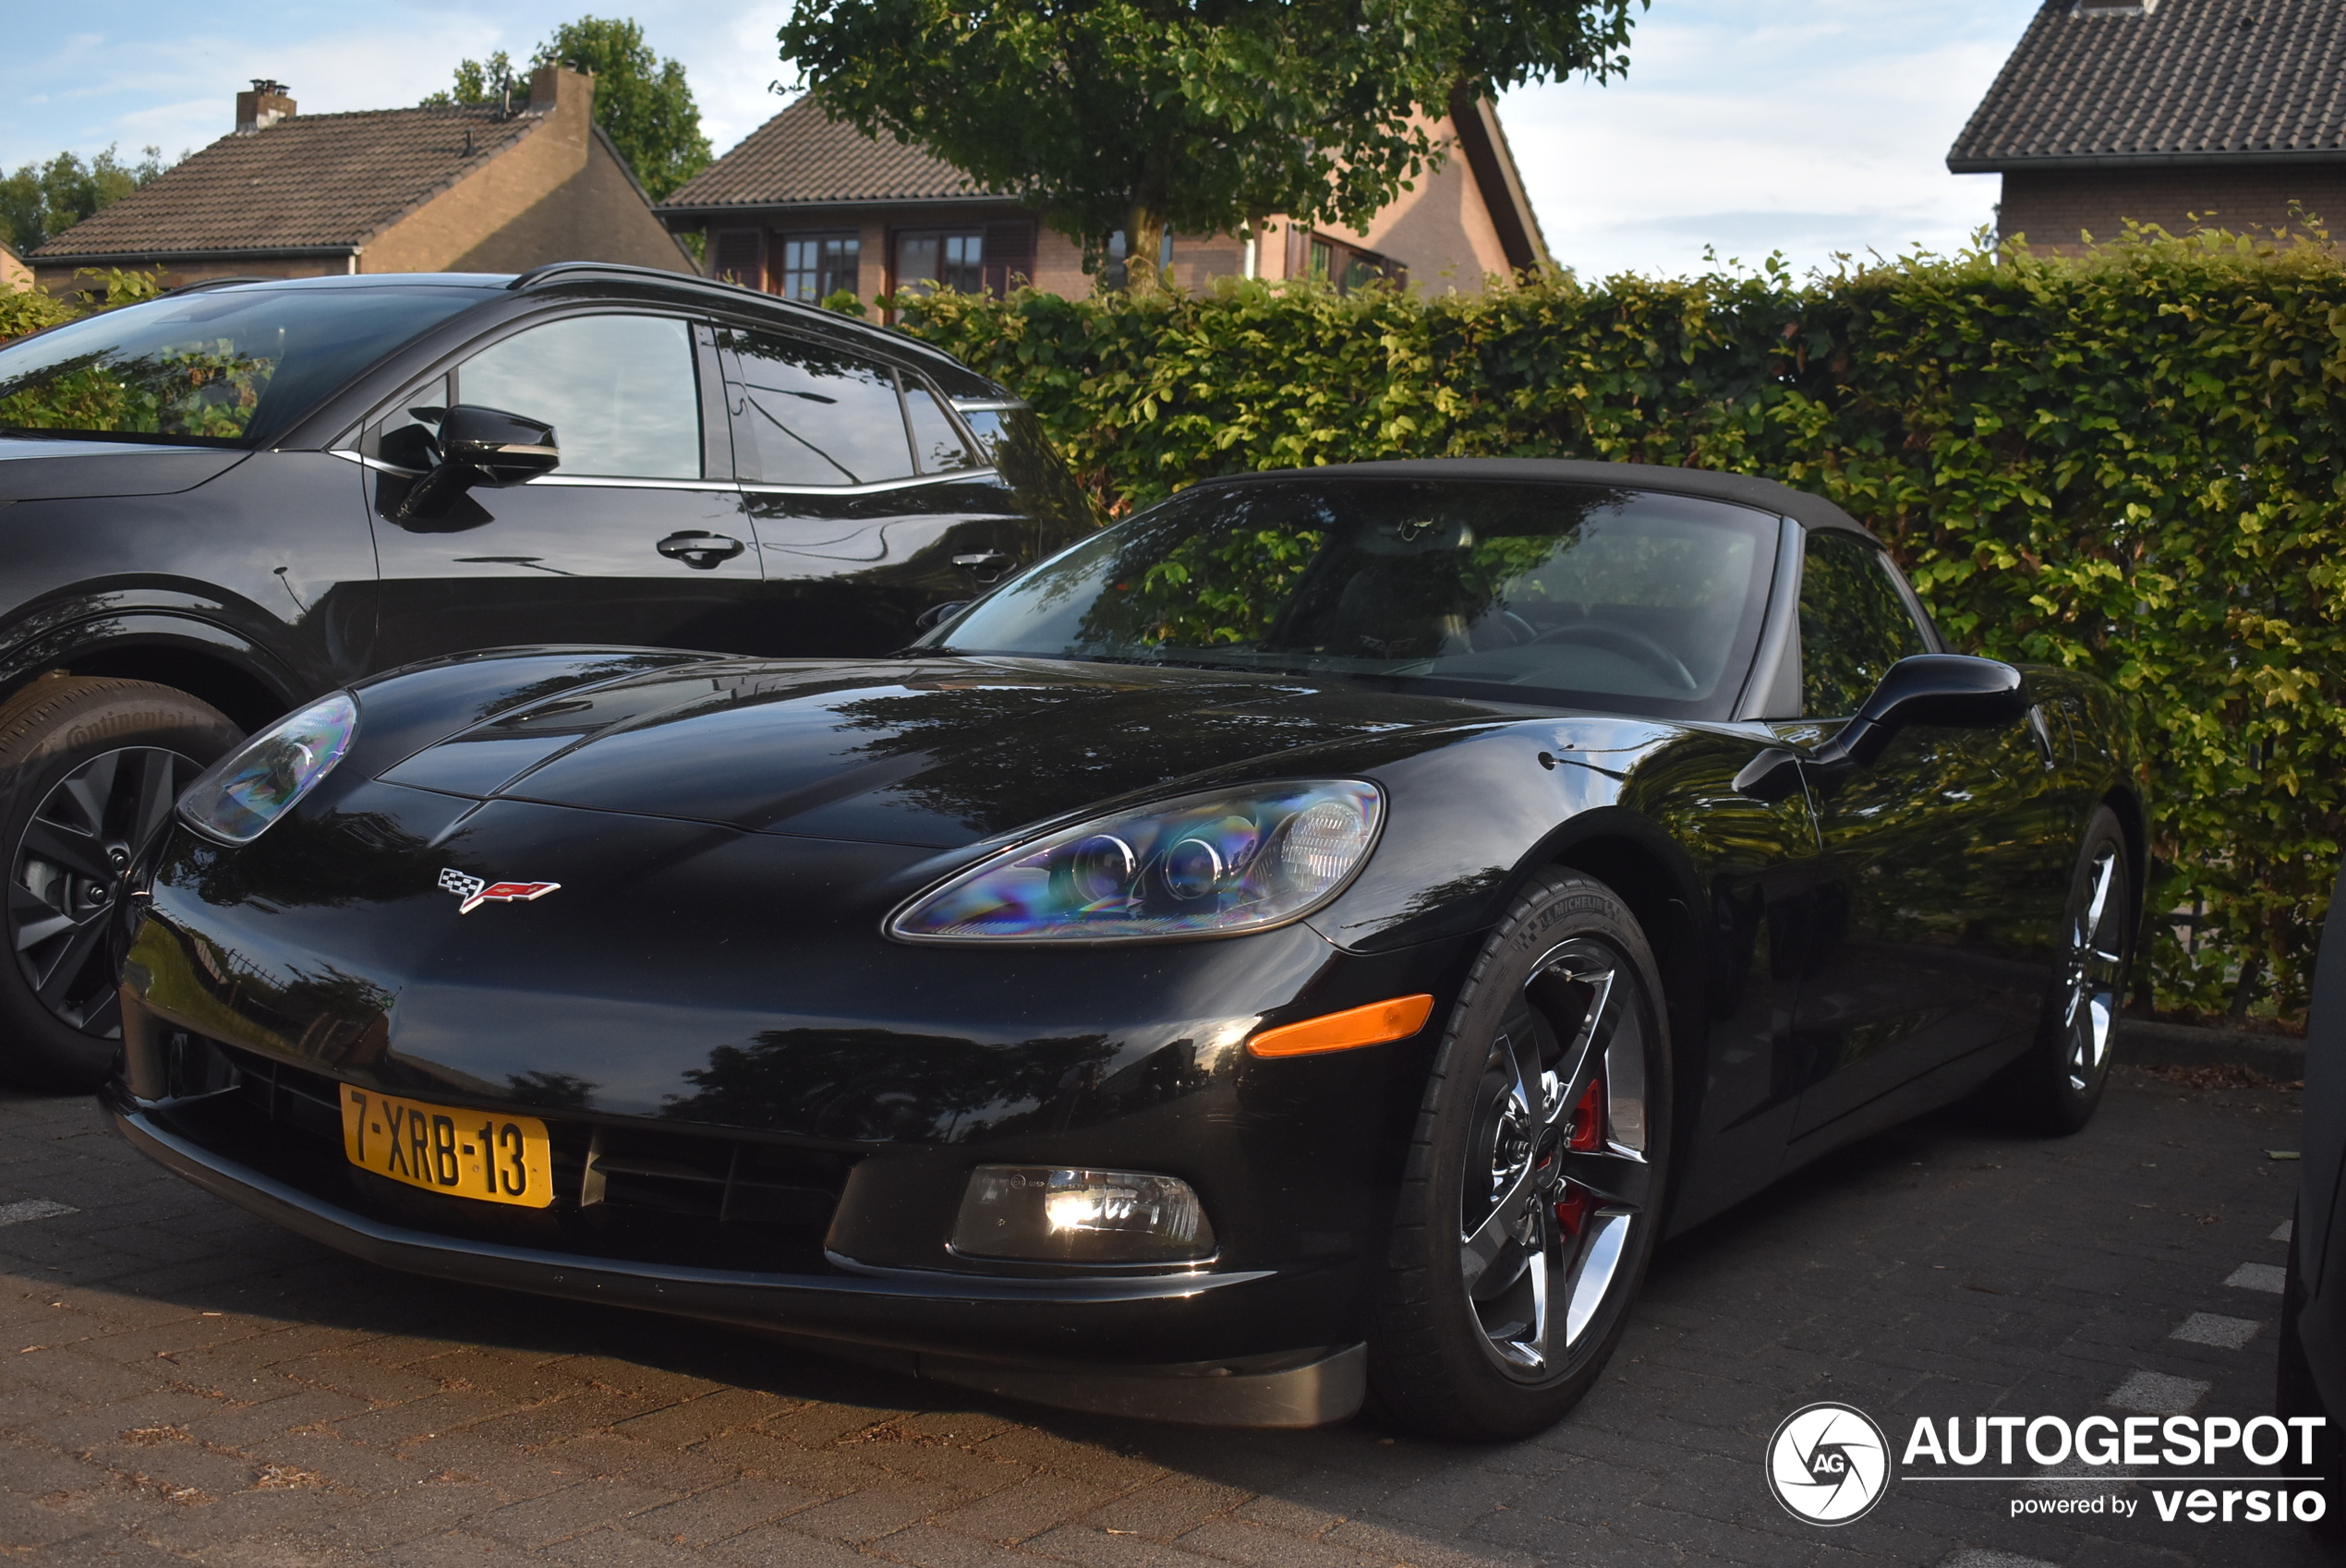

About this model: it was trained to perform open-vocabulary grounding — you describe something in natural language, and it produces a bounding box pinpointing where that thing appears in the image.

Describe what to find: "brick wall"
[30,255,341,295]
[2001,163,2346,252]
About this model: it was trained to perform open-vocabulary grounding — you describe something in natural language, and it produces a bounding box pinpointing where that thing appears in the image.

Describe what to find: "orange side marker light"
[1247,994,1436,1058]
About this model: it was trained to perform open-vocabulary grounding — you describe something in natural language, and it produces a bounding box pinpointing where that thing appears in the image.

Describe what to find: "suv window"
[0,283,493,447]
[902,383,976,475]
[722,330,973,487]
[1798,531,1927,718]
[456,314,701,479]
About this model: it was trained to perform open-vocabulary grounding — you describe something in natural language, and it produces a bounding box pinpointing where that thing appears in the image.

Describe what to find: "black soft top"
[1203,459,1880,545]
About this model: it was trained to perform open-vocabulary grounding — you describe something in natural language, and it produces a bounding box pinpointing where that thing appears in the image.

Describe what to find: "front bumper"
[103,1085,1364,1426]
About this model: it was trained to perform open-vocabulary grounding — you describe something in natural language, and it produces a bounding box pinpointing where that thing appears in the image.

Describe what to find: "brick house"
[1949,0,2346,253]
[653,89,1547,308]
[29,69,693,291]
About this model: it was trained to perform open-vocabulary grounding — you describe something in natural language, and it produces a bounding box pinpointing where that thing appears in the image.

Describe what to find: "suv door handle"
[658,531,746,570]
[952,549,1017,583]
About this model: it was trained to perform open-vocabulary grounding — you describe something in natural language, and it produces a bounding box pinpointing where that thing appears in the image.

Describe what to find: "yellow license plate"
[340,1086,554,1209]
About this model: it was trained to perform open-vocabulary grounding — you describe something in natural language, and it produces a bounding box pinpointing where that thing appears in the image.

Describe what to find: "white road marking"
[2107,1369,2211,1415]
[2170,1312,2261,1349]
[2272,1219,2294,1242]
[2225,1262,2288,1294]
[0,1200,76,1226]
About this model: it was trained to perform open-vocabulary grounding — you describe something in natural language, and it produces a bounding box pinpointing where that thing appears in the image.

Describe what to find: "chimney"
[528,64,595,115]
[236,79,296,134]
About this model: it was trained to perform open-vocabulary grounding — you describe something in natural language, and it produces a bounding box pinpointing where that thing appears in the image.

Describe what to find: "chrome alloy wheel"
[9,746,199,1037]
[1458,935,1652,1377]
[2061,842,2125,1096]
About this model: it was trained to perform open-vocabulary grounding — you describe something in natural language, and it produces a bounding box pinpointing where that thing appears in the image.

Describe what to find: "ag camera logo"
[1767,1402,1891,1525]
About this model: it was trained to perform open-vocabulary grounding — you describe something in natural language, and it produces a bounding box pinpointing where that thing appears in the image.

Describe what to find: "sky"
[0,0,2047,282]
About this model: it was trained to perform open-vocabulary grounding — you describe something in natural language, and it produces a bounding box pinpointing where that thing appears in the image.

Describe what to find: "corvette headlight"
[888,779,1381,943]
[175,693,358,845]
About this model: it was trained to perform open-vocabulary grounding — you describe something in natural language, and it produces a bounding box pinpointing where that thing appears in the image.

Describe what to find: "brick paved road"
[0,1067,2320,1567]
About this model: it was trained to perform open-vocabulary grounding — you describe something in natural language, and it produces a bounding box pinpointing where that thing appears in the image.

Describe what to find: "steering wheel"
[1467,610,1541,652]
[1530,622,1699,692]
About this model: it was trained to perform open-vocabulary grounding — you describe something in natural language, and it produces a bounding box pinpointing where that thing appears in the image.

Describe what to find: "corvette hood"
[0,436,248,501]
[370,656,1518,849]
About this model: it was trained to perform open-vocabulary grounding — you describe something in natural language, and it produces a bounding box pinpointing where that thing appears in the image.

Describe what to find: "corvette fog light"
[950,1165,1215,1264]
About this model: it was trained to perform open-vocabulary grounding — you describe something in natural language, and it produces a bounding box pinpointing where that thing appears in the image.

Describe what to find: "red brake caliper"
[1554,1074,1604,1237]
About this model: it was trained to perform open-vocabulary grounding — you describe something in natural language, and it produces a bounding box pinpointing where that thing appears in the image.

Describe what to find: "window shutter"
[712,231,764,288]
[982,221,1036,296]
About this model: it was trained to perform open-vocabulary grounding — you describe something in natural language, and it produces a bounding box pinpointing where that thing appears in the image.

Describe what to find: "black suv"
[0,264,1096,1089]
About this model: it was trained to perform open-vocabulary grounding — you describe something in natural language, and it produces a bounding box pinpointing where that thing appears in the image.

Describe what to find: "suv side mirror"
[396,404,558,520]
[1735,654,2026,801]
[441,404,560,485]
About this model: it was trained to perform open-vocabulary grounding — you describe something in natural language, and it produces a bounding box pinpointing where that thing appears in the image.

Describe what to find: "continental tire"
[1369,869,1672,1441]
[0,676,241,1090]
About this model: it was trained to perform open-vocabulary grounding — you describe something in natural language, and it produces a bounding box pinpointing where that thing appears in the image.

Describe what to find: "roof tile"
[659,94,986,211]
[32,105,546,259]
[1950,0,2346,169]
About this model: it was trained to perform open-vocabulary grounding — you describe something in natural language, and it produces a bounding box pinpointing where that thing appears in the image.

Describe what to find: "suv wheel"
[0,677,241,1090]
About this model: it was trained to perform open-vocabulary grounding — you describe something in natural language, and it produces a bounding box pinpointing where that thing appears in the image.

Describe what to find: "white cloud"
[1495,0,2038,279]
[0,2,789,173]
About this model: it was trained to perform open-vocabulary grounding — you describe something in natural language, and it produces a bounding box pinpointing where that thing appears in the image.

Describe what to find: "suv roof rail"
[164,276,274,296]
[509,260,758,296]
[504,259,964,360]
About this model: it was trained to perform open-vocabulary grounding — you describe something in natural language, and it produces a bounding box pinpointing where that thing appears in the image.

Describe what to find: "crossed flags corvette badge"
[438,868,562,914]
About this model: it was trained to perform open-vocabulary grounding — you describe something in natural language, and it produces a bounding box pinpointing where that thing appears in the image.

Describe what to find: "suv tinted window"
[902,382,976,474]
[1798,531,1927,718]
[457,314,700,479]
[722,330,921,487]
[0,284,492,447]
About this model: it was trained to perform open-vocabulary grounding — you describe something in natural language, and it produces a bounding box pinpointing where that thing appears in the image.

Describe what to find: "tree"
[0,146,173,253]
[425,17,713,200]
[424,51,521,108]
[779,1,1641,296]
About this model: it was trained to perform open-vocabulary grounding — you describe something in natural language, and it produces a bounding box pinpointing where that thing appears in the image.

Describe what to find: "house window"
[711,230,764,288]
[1305,232,1405,295]
[777,235,860,302]
[894,230,986,296]
[981,221,1036,295]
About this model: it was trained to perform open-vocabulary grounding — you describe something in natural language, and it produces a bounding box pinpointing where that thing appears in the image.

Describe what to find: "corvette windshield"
[933,478,1781,717]
[0,284,495,447]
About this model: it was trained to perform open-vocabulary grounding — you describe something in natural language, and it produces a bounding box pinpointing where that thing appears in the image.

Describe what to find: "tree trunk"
[1124,199,1169,297]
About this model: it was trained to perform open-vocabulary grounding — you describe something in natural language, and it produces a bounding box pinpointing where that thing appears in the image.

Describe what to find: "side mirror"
[1820,654,2026,770]
[1735,654,2026,801]
[439,404,559,485]
[396,404,558,520]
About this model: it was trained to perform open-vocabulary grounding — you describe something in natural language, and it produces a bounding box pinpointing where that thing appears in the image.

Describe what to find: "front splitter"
[103,1095,1364,1428]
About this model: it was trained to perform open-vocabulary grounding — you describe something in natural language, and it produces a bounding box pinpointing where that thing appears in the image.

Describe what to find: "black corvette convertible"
[104,459,2141,1439]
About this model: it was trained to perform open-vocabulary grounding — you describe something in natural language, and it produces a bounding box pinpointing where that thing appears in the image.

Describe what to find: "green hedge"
[0,269,159,346]
[898,234,2346,1026]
